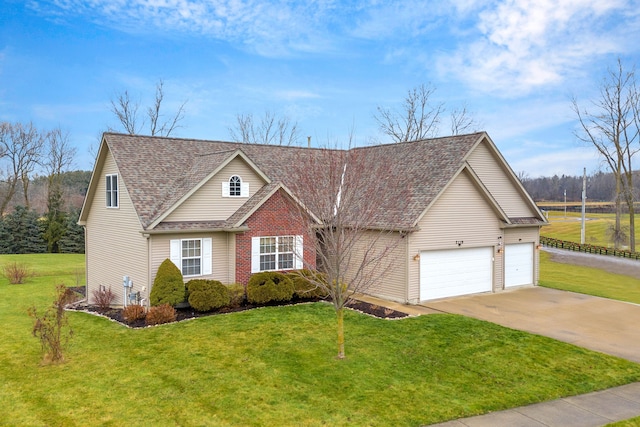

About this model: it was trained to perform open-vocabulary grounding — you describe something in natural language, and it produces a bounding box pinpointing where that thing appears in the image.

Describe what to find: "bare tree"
[572,58,640,251]
[228,111,301,145]
[374,83,444,142]
[287,142,403,359]
[110,79,186,137]
[43,127,76,180]
[110,90,140,135]
[450,103,482,135]
[0,122,45,214]
[42,128,77,252]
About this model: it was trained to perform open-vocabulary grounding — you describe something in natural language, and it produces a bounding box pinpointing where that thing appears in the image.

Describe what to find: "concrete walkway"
[428,382,640,427]
[354,287,640,426]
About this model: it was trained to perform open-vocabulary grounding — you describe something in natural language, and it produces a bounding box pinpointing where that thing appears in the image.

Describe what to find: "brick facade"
[235,189,316,285]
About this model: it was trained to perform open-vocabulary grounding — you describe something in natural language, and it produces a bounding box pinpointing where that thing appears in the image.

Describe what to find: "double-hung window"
[106,174,118,208]
[170,238,212,277]
[181,239,201,276]
[251,235,303,273]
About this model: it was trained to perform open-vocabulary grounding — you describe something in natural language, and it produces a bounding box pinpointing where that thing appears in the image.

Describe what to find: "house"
[79,132,546,306]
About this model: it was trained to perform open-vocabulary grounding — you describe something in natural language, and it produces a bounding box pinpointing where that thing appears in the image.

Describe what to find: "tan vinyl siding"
[85,150,148,307]
[165,157,268,222]
[347,231,407,302]
[149,232,234,286]
[467,141,537,218]
[407,170,503,302]
[505,227,541,285]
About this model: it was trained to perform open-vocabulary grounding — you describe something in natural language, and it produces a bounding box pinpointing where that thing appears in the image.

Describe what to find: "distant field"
[541,210,639,249]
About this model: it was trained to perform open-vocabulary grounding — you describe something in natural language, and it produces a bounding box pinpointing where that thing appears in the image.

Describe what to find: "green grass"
[542,210,639,248]
[539,249,640,304]
[608,418,640,426]
[2,255,640,426]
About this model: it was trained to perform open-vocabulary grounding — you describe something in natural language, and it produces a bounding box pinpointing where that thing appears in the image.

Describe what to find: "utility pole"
[564,189,567,218]
[581,168,586,244]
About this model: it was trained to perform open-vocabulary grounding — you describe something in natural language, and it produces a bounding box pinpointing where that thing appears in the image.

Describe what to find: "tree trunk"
[630,204,636,252]
[615,169,622,249]
[336,307,345,359]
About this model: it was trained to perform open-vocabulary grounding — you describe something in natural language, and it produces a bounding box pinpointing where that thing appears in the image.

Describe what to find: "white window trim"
[251,235,303,273]
[222,175,249,198]
[106,174,119,208]
[170,238,212,277]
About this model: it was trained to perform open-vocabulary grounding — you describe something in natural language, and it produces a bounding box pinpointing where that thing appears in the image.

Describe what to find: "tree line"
[520,170,640,204]
[0,122,89,254]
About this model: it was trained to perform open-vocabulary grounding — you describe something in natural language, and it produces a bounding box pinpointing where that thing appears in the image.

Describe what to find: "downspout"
[405,232,410,304]
[83,225,89,302]
[144,233,151,308]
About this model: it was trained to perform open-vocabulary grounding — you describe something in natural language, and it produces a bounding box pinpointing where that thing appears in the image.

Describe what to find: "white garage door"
[420,247,493,301]
[505,243,534,288]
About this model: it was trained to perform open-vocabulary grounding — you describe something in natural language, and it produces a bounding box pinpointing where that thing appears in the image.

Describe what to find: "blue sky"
[1,0,639,177]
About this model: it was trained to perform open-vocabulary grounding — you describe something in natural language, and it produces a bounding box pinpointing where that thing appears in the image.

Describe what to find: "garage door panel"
[505,243,533,288]
[420,247,493,301]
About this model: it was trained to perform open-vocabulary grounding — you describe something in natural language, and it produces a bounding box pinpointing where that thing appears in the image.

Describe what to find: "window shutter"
[170,239,181,269]
[294,235,304,269]
[202,238,212,275]
[251,237,261,273]
[222,182,230,197]
[241,182,249,197]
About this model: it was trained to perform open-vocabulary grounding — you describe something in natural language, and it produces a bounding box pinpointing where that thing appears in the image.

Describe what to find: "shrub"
[247,271,294,304]
[3,261,33,284]
[122,304,146,324]
[226,283,246,308]
[145,304,176,326]
[186,279,231,312]
[92,286,116,311]
[27,284,77,364]
[150,259,185,307]
[289,269,329,299]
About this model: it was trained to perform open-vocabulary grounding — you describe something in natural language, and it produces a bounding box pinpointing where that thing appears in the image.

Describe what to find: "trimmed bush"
[122,304,146,324]
[247,271,294,304]
[289,269,329,299]
[145,304,176,326]
[150,259,185,307]
[226,283,246,308]
[186,279,231,312]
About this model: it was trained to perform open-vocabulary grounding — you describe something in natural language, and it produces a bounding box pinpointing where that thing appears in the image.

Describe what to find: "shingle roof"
[100,132,501,231]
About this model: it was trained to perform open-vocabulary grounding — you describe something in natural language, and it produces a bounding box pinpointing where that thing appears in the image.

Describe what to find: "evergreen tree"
[59,209,85,254]
[2,206,46,254]
[43,182,66,253]
[0,217,12,254]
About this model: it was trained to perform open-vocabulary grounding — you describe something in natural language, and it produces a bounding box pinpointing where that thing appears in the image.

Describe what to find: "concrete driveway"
[423,286,640,363]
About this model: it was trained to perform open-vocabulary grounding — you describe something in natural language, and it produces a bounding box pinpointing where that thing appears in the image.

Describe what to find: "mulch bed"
[68,287,408,328]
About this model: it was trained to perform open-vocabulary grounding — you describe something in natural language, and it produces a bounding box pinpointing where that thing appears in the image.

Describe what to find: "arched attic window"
[223,175,249,197]
[229,175,242,196]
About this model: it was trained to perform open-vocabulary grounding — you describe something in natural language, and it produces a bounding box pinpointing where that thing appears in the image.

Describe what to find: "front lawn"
[2,254,640,426]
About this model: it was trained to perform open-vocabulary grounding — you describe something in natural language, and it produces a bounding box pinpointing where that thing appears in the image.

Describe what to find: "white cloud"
[508,145,601,178]
[438,0,637,96]
[479,99,574,141]
[31,0,343,57]
[273,90,321,101]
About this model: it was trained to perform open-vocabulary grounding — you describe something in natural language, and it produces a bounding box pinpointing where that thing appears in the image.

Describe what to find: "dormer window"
[222,175,249,197]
